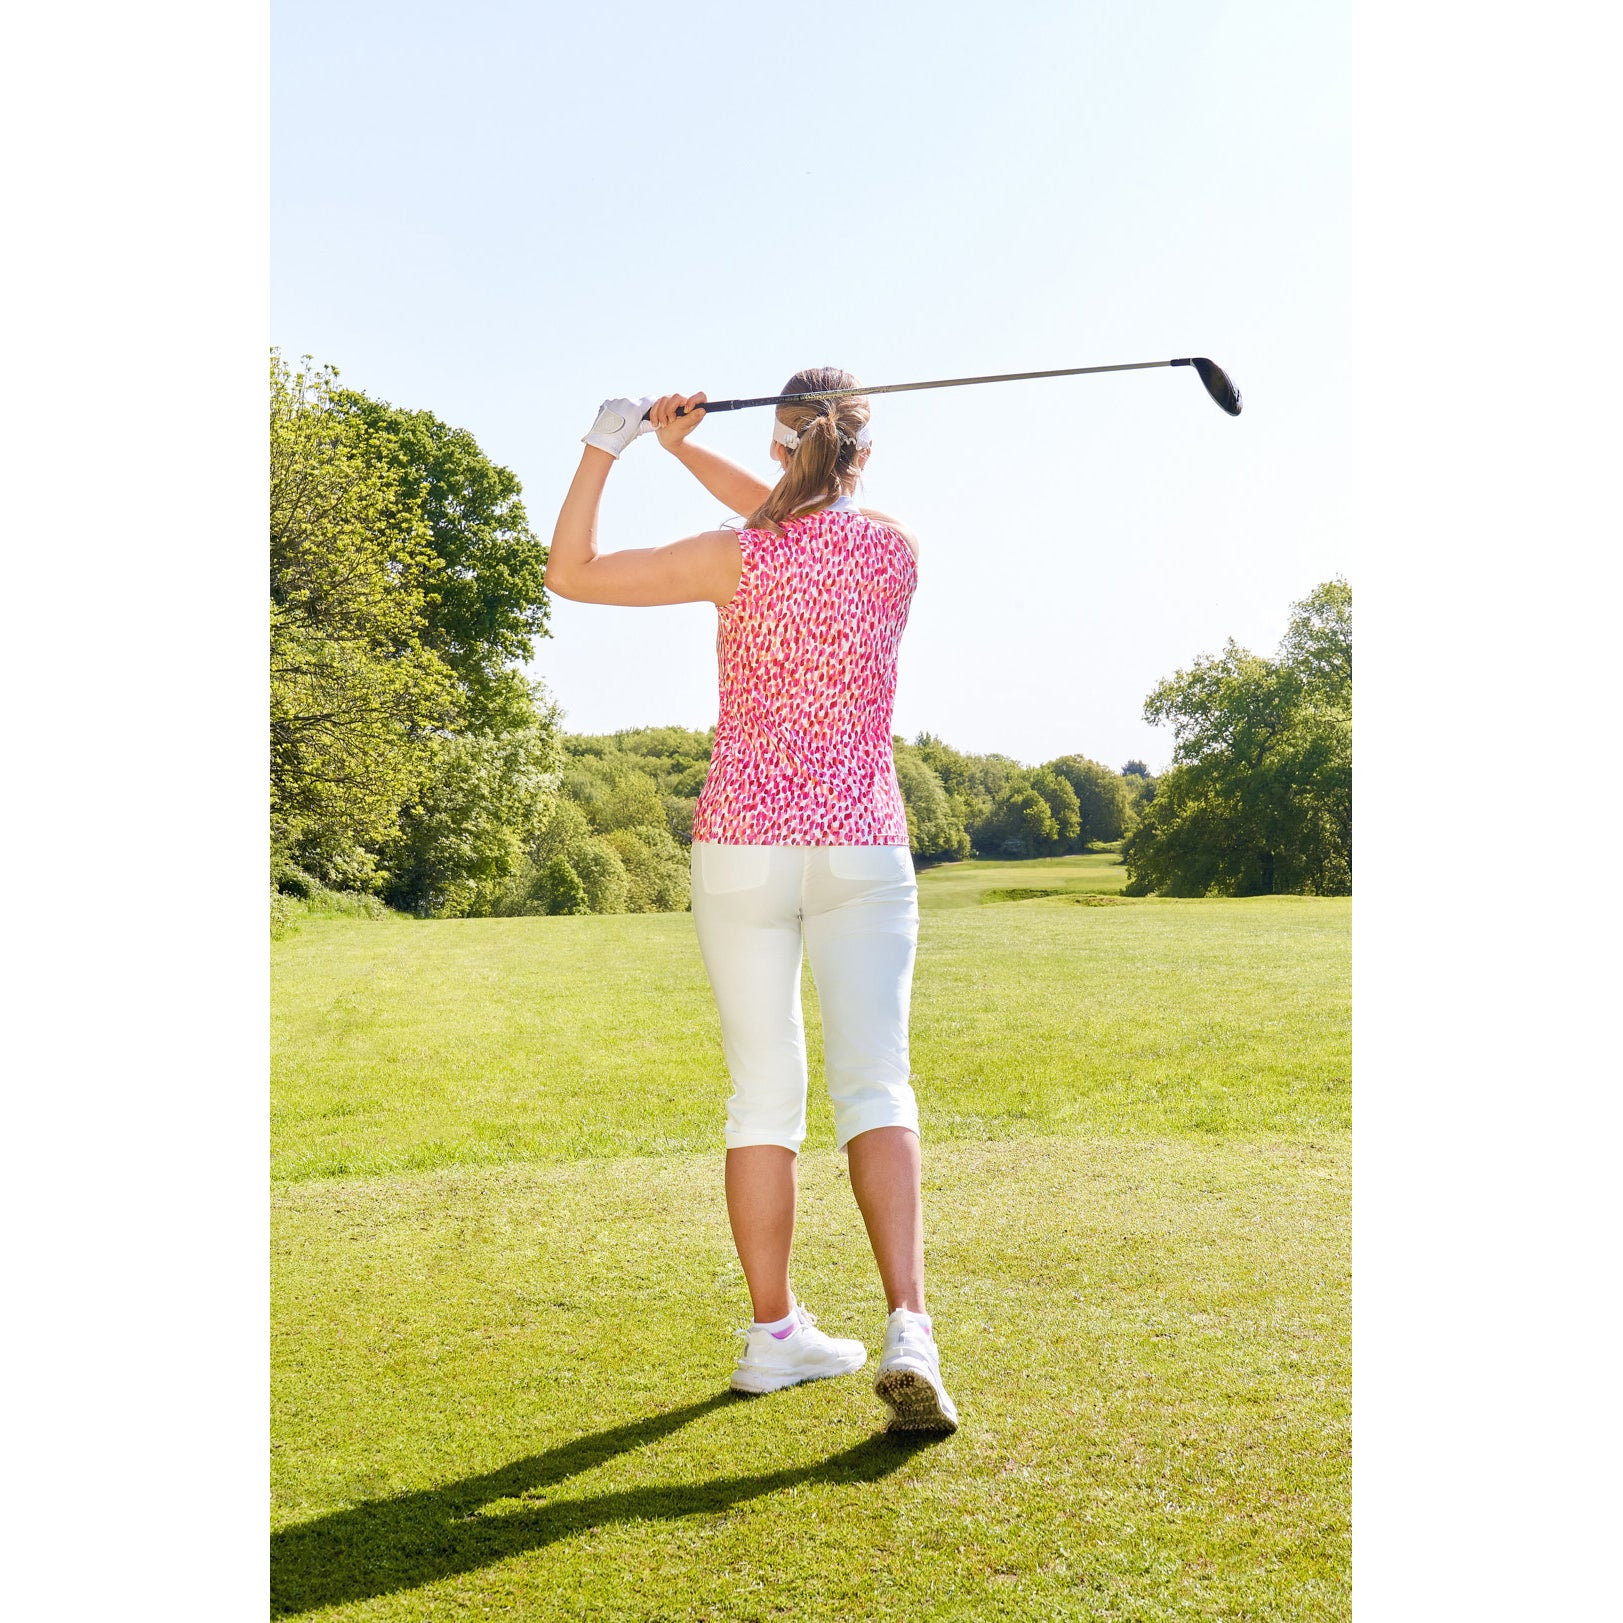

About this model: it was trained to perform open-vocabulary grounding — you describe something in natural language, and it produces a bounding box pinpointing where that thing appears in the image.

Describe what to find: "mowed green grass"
[272,854,1351,1620]
[273,1140,1347,1621]
[273,853,1348,1182]
[918,848,1136,909]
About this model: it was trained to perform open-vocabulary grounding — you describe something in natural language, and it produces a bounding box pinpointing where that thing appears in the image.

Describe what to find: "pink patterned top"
[692,495,918,845]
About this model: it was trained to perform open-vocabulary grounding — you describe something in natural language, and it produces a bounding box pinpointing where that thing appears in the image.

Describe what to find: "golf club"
[647,356,1242,423]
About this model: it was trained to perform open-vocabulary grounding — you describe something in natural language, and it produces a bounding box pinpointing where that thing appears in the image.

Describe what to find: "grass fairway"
[273,855,1348,1181]
[917,849,1136,910]
[273,855,1350,1619]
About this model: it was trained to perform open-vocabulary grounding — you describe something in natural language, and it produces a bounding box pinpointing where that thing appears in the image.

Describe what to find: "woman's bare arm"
[545,447,742,607]
[671,438,774,515]
[650,392,774,516]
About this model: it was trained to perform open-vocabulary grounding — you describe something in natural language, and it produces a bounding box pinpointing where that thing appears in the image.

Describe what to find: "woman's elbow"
[544,562,575,600]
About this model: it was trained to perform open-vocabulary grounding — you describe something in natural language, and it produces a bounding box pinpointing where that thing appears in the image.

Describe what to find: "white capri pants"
[690,843,921,1153]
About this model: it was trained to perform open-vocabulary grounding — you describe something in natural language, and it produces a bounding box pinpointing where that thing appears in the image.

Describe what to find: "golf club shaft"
[669,359,1195,416]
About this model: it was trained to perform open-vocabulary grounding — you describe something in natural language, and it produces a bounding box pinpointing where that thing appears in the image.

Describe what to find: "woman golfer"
[546,368,956,1433]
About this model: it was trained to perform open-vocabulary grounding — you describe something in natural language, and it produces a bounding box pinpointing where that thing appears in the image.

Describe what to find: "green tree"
[592,770,670,835]
[526,796,593,887]
[383,681,565,917]
[565,839,631,914]
[913,733,1022,852]
[662,794,698,845]
[331,390,552,728]
[1278,577,1352,697]
[594,725,716,787]
[512,797,637,915]
[1124,580,1351,896]
[1029,768,1082,850]
[560,731,715,849]
[1120,765,1157,824]
[980,786,1060,859]
[269,354,458,890]
[893,749,971,863]
[1047,755,1130,847]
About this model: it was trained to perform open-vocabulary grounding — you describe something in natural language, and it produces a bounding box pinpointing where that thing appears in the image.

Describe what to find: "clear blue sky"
[273,0,1348,771]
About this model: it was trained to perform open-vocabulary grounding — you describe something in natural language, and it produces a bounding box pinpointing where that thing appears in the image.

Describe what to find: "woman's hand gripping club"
[580,396,658,458]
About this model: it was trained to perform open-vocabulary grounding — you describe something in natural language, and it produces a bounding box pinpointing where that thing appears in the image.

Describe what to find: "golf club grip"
[638,401,744,422]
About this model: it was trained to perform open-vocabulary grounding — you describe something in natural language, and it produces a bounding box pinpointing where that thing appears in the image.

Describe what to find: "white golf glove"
[581,396,656,458]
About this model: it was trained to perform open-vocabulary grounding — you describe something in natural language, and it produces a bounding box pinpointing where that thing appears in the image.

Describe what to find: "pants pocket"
[827,845,914,882]
[697,844,774,895]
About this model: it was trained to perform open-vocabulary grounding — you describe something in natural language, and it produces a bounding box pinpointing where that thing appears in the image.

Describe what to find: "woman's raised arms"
[546,524,743,607]
[545,438,743,606]
[649,392,775,517]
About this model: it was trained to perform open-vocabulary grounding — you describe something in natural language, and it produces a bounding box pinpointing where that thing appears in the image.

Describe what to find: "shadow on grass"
[271,1391,939,1616]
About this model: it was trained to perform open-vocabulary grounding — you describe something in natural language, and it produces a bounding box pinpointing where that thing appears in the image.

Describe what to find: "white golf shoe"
[874,1308,960,1433]
[729,1303,867,1395]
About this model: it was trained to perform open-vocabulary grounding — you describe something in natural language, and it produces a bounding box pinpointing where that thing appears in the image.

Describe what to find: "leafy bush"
[539,855,590,916]
[901,734,1151,861]
[602,824,691,912]
[270,889,302,939]
[270,851,320,900]
[270,882,393,939]
[383,683,564,918]
[565,839,631,914]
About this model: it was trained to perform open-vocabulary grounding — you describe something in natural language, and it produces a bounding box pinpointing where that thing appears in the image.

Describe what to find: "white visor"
[773,417,872,452]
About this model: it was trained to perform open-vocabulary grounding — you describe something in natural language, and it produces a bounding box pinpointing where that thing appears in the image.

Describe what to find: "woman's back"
[693,495,918,846]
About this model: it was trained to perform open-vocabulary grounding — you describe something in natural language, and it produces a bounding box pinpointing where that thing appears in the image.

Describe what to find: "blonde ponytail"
[745,367,871,532]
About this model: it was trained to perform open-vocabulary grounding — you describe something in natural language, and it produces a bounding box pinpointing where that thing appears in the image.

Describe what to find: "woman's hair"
[745,366,870,532]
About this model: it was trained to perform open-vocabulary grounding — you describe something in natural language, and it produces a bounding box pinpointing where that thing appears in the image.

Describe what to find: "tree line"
[270,354,1349,929]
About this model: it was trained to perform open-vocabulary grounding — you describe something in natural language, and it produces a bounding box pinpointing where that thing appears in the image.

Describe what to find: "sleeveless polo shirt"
[691,494,918,845]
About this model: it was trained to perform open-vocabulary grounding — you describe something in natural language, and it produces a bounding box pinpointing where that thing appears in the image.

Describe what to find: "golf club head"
[1186,357,1242,416]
